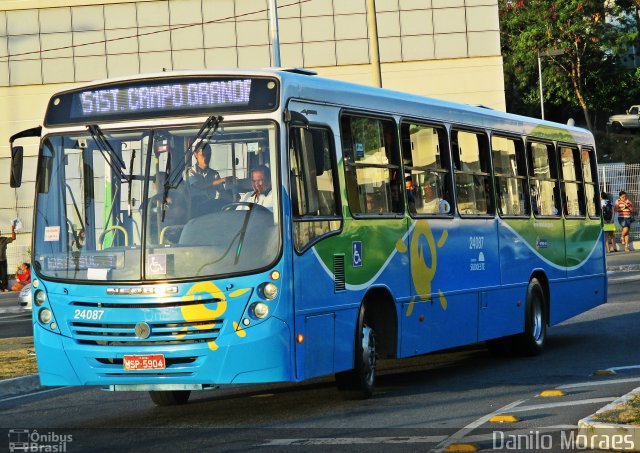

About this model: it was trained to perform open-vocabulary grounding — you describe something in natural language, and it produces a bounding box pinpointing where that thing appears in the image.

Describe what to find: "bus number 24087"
[73,309,105,320]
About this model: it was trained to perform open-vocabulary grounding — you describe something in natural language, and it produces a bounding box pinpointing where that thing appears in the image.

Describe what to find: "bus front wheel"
[515,278,547,356]
[148,390,191,406]
[335,306,377,399]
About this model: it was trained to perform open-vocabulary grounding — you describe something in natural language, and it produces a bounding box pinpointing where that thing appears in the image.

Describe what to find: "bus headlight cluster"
[38,308,53,325]
[260,282,278,300]
[251,302,269,319]
[34,290,47,306]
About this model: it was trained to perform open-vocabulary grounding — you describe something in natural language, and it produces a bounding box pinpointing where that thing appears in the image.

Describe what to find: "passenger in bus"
[160,191,188,243]
[530,186,539,215]
[365,193,384,213]
[145,172,188,243]
[405,177,417,213]
[239,165,273,210]
[188,142,232,215]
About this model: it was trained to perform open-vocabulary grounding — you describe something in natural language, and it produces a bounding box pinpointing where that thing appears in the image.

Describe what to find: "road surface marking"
[558,376,640,389]
[0,387,66,402]
[507,397,615,413]
[432,399,526,452]
[260,435,448,446]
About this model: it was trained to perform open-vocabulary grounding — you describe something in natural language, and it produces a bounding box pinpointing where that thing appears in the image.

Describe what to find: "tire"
[514,278,547,356]
[612,122,623,133]
[148,390,191,406]
[335,306,377,399]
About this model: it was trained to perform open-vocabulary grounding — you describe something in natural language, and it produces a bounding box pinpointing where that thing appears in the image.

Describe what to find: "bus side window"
[341,115,402,216]
[400,122,452,216]
[491,135,529,217]
[290,126,341,252]
[559,145,585,217]
[452,129,493,216]
[581,147,599,219]
[528,141,560,217]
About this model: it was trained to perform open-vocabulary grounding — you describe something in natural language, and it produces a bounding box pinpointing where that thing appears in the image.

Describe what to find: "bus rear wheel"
[335,307,377,399]
[148,390,191,406]
[514,278,547,356]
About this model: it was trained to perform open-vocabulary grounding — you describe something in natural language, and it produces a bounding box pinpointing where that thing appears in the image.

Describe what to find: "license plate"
[123,354,166,370]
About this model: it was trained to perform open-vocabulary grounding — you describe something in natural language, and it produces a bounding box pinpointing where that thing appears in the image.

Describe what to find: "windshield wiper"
[87,125,128,181]
[168,115,223,187]
[88,125,134,220]
[65,183,86,249]
[234,204,255,265]
[161,151,172,222]
[127,148,136,218]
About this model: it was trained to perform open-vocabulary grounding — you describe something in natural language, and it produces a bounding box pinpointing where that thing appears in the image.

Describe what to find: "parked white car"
[607,105,640,132]
[18,283,32,311]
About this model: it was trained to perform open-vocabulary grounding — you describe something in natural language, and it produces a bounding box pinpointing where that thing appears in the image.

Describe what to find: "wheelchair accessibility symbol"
[352,241,363,267]
[147,254,167,275]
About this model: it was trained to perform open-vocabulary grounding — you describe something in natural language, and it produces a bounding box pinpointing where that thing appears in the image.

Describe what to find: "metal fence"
[599,163,640,241]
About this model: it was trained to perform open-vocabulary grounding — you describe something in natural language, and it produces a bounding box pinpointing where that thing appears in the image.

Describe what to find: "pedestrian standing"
[0,222,16,291]
[601,191,617,253]
[615,190,634,252]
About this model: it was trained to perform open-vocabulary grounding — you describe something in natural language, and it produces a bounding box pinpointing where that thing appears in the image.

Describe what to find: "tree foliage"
[500,0,638,131]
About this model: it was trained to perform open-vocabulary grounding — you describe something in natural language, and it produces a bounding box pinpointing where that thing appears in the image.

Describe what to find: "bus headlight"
[251,302,269,319]
[260,282,278,300]
[34,290,47,306]
[38,308,53,325]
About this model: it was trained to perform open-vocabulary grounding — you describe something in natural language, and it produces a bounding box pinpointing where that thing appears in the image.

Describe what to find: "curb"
[608,265,640,273]
[0,374,43,399]
[577,387,640,451]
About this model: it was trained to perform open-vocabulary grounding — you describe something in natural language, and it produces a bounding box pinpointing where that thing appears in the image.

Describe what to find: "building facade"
[0,0,504,268]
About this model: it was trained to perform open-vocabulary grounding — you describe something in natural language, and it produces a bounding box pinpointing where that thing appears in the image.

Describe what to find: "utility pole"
[366,0,382,87]
[537,52,545,120]
[537,48,564,121]
[268,0,281,67]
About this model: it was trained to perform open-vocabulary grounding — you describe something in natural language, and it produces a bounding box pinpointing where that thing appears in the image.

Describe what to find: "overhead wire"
[0,0,312,63]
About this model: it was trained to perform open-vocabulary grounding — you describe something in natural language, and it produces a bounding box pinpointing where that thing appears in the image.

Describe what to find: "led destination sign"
[79,79,252,116]
[45,76,279,126]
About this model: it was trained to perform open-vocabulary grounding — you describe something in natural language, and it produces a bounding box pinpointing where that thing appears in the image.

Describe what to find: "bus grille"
[334,254,346,292]
[70,319,224,346]
[71,298,223,309]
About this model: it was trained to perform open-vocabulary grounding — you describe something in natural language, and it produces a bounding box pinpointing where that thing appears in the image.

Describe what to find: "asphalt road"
[1,271,640,452]
[0,292,31,339]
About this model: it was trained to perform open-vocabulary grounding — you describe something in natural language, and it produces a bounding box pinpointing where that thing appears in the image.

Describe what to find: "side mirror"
[9,125,42,188]
[10,146,24,188]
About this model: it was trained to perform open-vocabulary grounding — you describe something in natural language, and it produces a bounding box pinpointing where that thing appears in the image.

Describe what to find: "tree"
[500,0,637,131]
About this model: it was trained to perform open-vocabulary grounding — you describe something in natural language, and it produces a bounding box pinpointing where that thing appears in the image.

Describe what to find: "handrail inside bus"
[98,225,129,250]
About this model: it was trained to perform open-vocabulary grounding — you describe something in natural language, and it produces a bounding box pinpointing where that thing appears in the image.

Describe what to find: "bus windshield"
[33,120,280,282]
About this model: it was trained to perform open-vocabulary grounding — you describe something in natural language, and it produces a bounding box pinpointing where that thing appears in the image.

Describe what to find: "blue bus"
[9,69,606,405]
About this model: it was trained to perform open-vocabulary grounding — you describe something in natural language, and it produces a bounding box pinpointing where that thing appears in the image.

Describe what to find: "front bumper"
[35,316,292,387]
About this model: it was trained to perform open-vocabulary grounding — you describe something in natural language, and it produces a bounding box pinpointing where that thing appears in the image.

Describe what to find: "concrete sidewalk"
[577,387,640,451]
